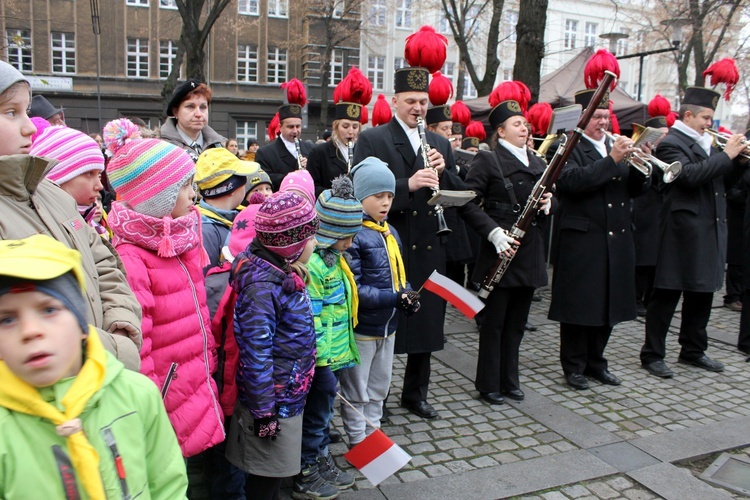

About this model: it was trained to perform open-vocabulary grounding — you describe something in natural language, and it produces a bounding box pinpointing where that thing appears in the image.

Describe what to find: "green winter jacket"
[307,250,360,371]
[0,351,187,499]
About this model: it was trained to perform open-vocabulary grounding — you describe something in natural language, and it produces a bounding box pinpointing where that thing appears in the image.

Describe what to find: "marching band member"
[548,88,651,390]
[640,87,747,377]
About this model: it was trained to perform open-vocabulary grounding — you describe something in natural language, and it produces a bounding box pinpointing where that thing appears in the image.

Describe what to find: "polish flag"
[423,270,485,319]
[344,429,411,486]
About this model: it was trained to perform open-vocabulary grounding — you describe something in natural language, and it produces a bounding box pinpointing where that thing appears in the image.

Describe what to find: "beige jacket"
[0,155,142,369]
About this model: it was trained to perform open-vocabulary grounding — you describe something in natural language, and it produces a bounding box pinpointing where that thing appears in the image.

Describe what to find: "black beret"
[167,79,204,116]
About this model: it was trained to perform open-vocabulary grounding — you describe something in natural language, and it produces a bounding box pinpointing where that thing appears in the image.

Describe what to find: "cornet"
[704,128,750,160]
[294,137,304,170]
[600,129,681,183]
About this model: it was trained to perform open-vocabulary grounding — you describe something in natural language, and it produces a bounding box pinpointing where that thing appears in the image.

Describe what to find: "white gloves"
[488,227,514,254]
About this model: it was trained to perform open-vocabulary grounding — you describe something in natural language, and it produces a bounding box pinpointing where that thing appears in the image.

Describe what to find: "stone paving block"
[470,455,499,468]
[606,476,634,490]
[585,481,619,498]
[396,469,428,483]
[627,462,733,500]
[540,492,569,500]
[561,484,591,498]
[423,464,452,478]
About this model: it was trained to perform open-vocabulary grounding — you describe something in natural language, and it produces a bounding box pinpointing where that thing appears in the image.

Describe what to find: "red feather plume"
[451,100,471,127]
[281,78,307,106]
[267,113,280,142]
[488,81,531,112]
[372,94,392,127]
[584,49,620,91]
[336,67,373,105]
[608,101,620,135]
[404,25,448,74]
[647,94,671,118]
[666,112,676,128]
[526,102,553,136]
[359,105,369,125]
[718,125,733,135]
[428,71,454,106]
[464,120,487,141]
[703,58,739,101]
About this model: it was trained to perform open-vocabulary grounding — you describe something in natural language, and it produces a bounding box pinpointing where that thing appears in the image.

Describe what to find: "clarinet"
[416,117,452,237]
[294,137,304,170]
[478,70,618,299]
[347,141,354,173]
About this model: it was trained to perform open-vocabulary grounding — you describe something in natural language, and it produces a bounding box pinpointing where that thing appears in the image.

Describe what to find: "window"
[395,0,411,28]
[441,62,455,86]
[236,121,258,149]
[237,44,258,83]
[367,55,385,90]
[159,0,177,8]
[463,73,477,98]
[584,22,598,47]
[368,0,386,26]
[126,0,149,6]
[267,47,287,84]
[268,0,288,18]
[504,11,518,42]
[332,0,345,18]
[394,57,407,72]
[330,49,344,85]
[564,19,578,49]
[51,32,76,74]
[127,38,149,78]
[159,40,180,79]
[238,0,259,15]
[6,29,32,72]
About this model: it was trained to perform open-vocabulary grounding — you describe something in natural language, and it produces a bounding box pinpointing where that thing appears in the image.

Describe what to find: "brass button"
[608,231,614,236]
[428,210,433,216]
[412,245,417,250]
[607,203,612,208]
[427,245,432,251]
[412,211,418,216]
[621,202,625,207]
[621,228,625,233]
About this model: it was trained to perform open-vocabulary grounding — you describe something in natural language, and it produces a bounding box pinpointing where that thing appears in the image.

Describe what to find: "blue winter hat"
[315,176,362,249]
[350,156,395,201]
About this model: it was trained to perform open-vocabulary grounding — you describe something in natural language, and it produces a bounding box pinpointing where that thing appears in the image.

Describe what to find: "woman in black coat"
[461,100,552,404]
[307,103,361,198]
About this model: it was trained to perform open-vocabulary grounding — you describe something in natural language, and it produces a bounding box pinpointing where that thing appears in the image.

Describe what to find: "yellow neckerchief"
[0,326,107,499]
[198,205,233,227]
[362,220,407,291]
[339,254,359,328]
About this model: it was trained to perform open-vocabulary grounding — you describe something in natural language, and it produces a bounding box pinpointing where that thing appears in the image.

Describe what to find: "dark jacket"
[307,140,350,198]
[353,118,462,354]
[346,217,409,338]
[255,137,314,190]
[461,146,550,288]
[548,136,650,327]
[652,128,742,292]
[160,117,225,162]
[632,185,662,267]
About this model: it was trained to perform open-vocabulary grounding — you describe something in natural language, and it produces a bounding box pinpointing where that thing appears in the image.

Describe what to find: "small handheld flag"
[422,270,485,319]
[344,429,411,486]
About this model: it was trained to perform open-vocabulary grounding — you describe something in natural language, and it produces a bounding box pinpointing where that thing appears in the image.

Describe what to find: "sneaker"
[317,452,355,490]
[292,464,340,500]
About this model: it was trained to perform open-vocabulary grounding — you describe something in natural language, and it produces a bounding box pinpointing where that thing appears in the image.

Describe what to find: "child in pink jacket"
[103,119,224,467]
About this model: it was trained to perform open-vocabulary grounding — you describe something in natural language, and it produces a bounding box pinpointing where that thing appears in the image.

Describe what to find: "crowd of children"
[0,59,425,500]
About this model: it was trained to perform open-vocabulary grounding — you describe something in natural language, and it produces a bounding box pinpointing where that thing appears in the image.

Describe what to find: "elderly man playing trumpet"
[640,87,748,378]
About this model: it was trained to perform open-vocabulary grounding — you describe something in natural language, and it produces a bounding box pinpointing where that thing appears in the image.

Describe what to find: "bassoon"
[478,70,617,299]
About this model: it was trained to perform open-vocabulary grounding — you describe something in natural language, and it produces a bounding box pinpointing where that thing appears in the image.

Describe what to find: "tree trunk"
[512,0,549,102]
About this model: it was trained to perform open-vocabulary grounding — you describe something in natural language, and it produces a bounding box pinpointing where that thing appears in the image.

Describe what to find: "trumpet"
[416,117,452,237]
[347,141,354,173]
[600,129,681,183]
[704,128,750,160]
[294,137,304,170]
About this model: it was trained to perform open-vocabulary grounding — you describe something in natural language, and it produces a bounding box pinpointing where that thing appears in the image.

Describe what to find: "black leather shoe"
[329,427,342,444]
[642,360,673,378]
[565,373,589,390]
[678,354,724,372]
[401,400,438,419]
[636,305,647,317]
[501,389,525,401]
[479,392,505,405]
[585,370,621,386]
[524,322,538,332]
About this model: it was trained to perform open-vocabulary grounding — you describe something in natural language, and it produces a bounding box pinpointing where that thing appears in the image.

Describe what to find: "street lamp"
[89,0,102,130]
[607,18,689,102]
[599,32,629,55]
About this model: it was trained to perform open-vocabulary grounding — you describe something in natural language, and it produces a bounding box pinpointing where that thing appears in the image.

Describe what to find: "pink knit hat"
[255,191,318,261]
[223,191,266,262]
[104,118,195,218]
[30,125,104,185]
[279,169,316,204]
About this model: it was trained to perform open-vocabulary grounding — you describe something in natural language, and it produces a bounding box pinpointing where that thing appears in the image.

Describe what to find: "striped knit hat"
[315,176,362,248]
[104,118,195,218]
[255,191,319,260]
[31,126,105,185]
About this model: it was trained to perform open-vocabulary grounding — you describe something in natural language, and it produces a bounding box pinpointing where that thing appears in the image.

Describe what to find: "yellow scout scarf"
[0,326,107,499]
[362,220,407,291]
[339,254,359,328]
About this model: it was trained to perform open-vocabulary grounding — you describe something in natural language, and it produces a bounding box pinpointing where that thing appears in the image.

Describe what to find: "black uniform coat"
[461,146,550,288]
[307,140,349,198]
[632,185,662,266]
[548,137,650,327]
[652,128,741,292]
[254,137,314,190]
[353,117,462,354]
